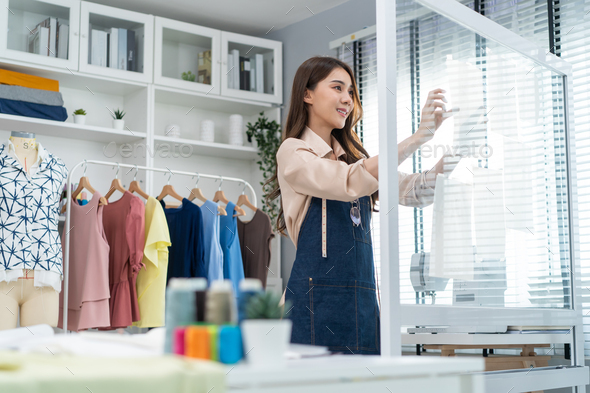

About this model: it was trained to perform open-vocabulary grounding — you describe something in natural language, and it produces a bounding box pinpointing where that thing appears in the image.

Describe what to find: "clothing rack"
[62,159,257,333]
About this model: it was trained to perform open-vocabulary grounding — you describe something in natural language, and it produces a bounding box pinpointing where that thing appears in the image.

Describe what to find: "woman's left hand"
[415,88,455,142]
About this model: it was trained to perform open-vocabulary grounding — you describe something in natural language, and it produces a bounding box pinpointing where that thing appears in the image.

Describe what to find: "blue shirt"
[219,201,245,295]
[201,200,224,285]
[160,198,205,283]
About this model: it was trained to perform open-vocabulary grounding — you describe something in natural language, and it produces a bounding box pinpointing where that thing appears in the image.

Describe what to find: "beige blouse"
[276,126,436,248]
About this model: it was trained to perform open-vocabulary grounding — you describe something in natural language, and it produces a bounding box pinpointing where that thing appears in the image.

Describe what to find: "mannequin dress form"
[0,132,60,330]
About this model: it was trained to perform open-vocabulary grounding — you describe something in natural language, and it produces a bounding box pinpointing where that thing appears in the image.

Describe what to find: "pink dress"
[58,192,111,331]
[102,191,145,328]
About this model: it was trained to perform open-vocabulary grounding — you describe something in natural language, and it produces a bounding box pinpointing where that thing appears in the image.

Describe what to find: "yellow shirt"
[133,196,171,328]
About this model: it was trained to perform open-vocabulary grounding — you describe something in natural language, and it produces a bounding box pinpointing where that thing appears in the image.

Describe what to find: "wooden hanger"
[212,177,243,217]
[236,182,257,213]
[187,173,207,203]
[157,170,184,204]
[60,161,107,214]
[128,165,149,200]
[105,163,127,200]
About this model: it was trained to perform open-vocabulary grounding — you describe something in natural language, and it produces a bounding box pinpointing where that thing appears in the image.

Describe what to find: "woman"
[266,56,452,355]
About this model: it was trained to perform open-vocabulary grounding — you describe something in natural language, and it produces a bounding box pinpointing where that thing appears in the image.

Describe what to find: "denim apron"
[285,195,380,355]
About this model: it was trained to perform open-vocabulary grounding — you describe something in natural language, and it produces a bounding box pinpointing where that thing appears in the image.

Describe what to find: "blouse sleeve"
[127,197,146,275]
[277,140,379,201]
[398,171,436,208]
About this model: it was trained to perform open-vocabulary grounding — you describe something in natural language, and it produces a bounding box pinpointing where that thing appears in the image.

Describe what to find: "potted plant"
[245,112,282,231]
[72,108,87,125]
[181,71,196,82]
[241,291,292,366]
[111,108,126,130]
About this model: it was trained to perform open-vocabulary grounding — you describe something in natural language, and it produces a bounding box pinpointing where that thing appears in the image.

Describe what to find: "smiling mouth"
[337,109,348,117]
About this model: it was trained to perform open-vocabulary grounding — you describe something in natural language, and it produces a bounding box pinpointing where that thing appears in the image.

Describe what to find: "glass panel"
[227,41,274,94]
[87,13,144,73]
[7,0,70,59]
[162,28,212,85]
[397,0,571,310]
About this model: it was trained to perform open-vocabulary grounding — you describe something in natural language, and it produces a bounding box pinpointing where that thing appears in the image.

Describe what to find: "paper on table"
[431,175,474,280]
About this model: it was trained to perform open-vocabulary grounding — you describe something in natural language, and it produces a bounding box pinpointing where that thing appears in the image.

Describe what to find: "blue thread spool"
[218,325,243,364]
[237,278,263,323]
[164,278,207,354]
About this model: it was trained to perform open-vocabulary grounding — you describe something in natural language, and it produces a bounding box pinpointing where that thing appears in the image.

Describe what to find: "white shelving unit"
[0,0,284,291]
[79,1,154,83]
[221,31,282,104]
[0,0,80,70]
[154,16,220,95]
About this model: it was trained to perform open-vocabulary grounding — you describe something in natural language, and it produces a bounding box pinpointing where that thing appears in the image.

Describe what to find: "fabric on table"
[0,85,64,106]
[219,201,245,295]
[102,191,145,328]
[237,209,275,288]
[58,193,111,331]
[160,198,205,283]
[200,200,224,285]
[0,98,68,121]
[0,351,225,393]
[0,69,59,91]
[133,197,171,328]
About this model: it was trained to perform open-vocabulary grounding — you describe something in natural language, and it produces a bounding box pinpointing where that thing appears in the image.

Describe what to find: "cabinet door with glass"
[220,31,282,105]
[79,1,153,83]
[0,0,80,70]
[154,17,220,95]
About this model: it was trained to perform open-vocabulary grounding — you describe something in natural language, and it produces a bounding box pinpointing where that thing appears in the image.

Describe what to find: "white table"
[226,355,485,393]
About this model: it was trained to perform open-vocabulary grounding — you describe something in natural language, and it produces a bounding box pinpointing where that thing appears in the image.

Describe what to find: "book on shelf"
[231,49,239,89]
[28,26,49,56]
[239,56,250,91]
[127,30,136,72]
[249,56,256,92]
[108,28,118,68]
[56,21,69,59]
[90,29,107,67]
[118,28,127,70]
[255,53,264,93]
[28,17,66,58]
[228,53,233,89]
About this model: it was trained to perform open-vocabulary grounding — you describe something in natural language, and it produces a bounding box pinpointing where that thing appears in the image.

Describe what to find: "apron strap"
[322,198,327,258]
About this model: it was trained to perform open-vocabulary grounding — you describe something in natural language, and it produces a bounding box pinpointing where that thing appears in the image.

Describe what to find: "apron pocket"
[355,280,380,352]
[308,278,379,353]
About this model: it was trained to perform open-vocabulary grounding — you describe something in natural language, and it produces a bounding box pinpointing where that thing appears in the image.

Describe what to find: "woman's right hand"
[415,88,453,143]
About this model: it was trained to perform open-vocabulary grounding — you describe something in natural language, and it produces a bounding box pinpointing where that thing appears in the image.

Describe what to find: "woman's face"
[304,67,354,130]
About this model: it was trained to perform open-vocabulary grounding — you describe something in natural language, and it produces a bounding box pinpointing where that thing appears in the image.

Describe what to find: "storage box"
[198,50,211,84]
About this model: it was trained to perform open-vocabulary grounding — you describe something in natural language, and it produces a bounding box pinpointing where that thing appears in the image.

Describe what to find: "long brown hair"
[265,56,378,236]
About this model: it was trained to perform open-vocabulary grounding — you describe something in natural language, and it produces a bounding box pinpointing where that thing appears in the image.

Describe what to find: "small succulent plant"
[73,108,86,116]
[245,291,291,320]
[112,108,126,120]
[181,70,196,82]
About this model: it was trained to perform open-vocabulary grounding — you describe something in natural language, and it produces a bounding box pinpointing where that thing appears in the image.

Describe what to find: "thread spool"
[206,280,236,325]
[185,326,210,359]
[164,278,208,354]
[238,278,263,323]
[200,120,215,143]
[219,325,243,364]
[173,327,187,355]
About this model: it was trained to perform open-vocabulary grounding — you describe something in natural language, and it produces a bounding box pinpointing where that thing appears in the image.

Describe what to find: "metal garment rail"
[62,159,257,333]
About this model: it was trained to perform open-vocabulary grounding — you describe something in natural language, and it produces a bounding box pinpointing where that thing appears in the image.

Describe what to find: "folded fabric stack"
[0,69,68,121]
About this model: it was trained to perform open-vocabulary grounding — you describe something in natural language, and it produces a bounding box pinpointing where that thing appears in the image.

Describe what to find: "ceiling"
[87,0,352,36]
